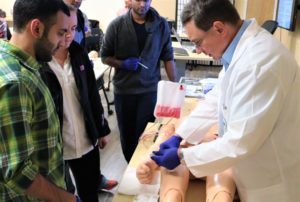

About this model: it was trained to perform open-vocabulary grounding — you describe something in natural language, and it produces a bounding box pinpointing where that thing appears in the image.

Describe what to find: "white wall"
[1,0,14,17]
[81,0,176,31]
[1,0,176,32]
[80,0,123,32]
[1,0,123,31]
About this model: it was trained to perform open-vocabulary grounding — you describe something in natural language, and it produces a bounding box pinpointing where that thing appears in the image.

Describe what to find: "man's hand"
[98,135,110,149]
[121,57,141,71]
[159,135,182,150]
[26,174,77,202]
[151,147,180,170]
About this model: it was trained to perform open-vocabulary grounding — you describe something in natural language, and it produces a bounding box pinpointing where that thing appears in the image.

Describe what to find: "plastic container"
[154,81,186,119]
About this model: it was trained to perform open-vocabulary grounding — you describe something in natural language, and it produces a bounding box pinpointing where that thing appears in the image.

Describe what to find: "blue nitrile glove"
[151,147,180,170]
[159,135,182,150]
[121,57,141,71]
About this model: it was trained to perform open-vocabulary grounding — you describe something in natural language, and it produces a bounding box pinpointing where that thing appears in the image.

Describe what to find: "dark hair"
[0,9,6,18]
[181,0,240,31]
[13,0,70,32]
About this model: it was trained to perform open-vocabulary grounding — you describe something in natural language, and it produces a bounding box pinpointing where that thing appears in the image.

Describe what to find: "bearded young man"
[0,0,81,201]
[101,0,176,163]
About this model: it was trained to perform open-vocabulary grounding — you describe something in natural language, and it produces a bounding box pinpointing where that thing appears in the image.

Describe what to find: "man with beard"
[101,0,176,163]
[0,0,81,201]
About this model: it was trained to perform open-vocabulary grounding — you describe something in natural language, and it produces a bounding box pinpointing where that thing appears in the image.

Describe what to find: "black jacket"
[77,9,86,48]
[101,7,174,94]
[41,42,110,146]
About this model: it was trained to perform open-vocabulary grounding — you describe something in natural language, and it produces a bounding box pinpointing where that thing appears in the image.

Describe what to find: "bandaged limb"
[206,169,236,202]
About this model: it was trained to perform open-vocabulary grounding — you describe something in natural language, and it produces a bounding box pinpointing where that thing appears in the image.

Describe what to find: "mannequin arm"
[137,123,236,202]
[136,124,175,184]
[136,124,190,202]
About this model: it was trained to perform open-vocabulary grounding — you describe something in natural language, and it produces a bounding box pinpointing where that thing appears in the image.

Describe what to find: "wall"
[2,0,300,64]
[275,13,300,64]
[246,0,275,25]
[0,0,123,30]
[1,0,14,18]
[1,0,175,32]
[80,0,122,31]
[235,0,300,64]
[152,0,176,21]
[81,0,176,31]
[235,0,247,19]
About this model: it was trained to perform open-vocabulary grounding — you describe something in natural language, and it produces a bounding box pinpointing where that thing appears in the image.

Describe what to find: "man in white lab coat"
[151,0,300,201]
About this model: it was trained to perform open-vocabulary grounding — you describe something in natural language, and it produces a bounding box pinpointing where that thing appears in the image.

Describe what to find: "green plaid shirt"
[0,40,65,201]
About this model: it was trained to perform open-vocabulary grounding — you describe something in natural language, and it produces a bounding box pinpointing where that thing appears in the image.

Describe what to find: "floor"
[97,64,222,201]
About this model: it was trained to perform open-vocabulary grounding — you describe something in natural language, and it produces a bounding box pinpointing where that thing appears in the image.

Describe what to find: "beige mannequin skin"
[136,124,236,202]
[137,124,189,202]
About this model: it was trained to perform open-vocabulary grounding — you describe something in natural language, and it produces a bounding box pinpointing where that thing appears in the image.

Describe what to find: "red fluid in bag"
[155,105,181,118]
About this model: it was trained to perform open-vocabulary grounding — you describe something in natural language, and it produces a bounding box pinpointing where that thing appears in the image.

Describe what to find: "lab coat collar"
[226,19,261,73]
[221,20,251,71]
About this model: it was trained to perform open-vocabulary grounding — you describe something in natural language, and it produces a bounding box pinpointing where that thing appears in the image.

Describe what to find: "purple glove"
[151,147,180,170]
[159,135,182,150]
[121,57,141,71]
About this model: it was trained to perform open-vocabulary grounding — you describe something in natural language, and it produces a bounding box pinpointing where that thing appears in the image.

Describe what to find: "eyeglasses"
[192,27,212,49]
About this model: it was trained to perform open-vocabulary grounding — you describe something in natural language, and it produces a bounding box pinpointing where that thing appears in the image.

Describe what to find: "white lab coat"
[176,19,300,202]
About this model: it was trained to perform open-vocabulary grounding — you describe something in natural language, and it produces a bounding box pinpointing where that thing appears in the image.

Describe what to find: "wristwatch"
[178,148,186,165]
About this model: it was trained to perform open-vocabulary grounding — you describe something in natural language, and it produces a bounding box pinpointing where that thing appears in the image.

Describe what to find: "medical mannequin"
[137,124,189,202]
[136,124,236,202]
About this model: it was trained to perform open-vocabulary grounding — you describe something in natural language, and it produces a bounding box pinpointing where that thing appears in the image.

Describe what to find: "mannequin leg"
[206,169,236,202]
[160,165,190,202]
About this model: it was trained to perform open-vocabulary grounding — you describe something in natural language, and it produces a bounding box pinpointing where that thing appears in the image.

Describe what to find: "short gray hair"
[181,0,240,31]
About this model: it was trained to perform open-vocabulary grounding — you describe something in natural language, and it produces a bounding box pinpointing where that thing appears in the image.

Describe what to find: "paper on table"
[133,194,159,202]
[118,167,160,196]
[185,84,204,98]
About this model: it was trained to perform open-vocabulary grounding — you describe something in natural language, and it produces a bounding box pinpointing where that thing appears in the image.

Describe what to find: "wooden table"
[112,97,208,202]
